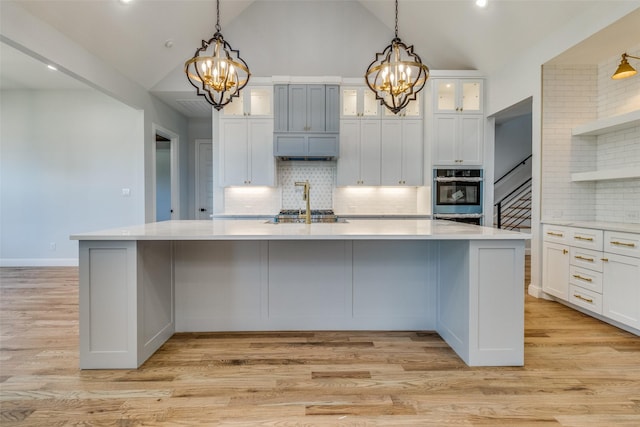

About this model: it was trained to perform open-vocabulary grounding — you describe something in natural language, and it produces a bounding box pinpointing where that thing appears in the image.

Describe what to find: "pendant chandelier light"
[365,0,429,114]
[185,0,250,110]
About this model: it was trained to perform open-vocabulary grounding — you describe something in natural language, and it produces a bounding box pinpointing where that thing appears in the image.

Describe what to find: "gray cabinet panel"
[273,85,288,132]
[325,85,340,132]
[307,84,326,132]
[308,135,339,157]
[288,85,308,132]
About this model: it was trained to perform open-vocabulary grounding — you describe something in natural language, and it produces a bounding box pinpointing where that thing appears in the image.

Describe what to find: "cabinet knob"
[562,249,569,254]
[200,208,207,212]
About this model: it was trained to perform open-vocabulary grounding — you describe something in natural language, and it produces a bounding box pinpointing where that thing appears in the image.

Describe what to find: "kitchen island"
[71,219,529,369]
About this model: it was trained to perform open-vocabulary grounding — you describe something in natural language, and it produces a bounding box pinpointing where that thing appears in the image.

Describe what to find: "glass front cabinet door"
[434,79,482,114]
[341,87,380,118]
[221,86,273,117]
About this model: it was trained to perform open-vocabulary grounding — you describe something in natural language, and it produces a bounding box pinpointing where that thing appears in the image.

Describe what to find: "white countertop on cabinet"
[541,220,640,234]
[71,219,529,241]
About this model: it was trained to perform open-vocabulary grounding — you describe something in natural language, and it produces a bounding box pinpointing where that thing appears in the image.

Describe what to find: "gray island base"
[71,220,529,369]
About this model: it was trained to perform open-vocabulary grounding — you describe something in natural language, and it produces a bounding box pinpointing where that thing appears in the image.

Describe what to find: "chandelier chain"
[215,0,221,33]
[394,0,398,38]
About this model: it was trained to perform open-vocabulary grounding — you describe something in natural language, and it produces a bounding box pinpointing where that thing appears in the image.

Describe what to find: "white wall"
[1,89,144,265]
[1,2,189,224]
[494,114,532,180]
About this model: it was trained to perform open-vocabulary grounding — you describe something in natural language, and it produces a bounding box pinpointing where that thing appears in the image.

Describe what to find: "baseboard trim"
[527,283,544,298]
[0,258,79,267]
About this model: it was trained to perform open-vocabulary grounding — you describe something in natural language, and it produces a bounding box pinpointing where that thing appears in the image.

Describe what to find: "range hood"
[272,84,340,161]
[273,133,339,160]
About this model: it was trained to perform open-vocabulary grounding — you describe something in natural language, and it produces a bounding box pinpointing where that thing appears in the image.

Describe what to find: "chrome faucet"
[294,180,311,224]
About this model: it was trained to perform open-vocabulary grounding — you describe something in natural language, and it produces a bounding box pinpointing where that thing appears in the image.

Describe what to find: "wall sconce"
[611,53,639,80]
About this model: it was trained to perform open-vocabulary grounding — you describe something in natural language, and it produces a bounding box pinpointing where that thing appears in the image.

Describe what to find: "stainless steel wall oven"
[433,169,483,225]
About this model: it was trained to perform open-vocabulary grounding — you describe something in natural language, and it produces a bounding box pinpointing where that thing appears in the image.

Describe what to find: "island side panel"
[138,241,175,365]
[174,241,267,331]
[79,240,138,369]
[469,239,524,366]
[436,240,471,363]
[352,240,437,330]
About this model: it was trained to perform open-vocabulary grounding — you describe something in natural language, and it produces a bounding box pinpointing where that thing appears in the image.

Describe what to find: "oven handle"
[434,177,484,182]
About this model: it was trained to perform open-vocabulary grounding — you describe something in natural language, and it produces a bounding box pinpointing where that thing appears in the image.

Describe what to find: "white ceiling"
[2,0,640,118]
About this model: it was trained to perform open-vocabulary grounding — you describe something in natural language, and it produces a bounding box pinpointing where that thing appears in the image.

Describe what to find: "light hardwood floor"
[1,262,639,426]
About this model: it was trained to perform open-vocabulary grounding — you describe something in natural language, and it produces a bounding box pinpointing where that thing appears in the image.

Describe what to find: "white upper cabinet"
[434,79,483,114]
[383,92,422,118]
[337,119,381,186]
[380,119,423,186]
[221,86,273,117]
[219,118,275,186]
[341,87,380,118]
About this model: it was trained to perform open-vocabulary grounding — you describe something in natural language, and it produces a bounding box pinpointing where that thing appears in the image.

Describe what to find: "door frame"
[151,123,180,221]
[195,139,213,219]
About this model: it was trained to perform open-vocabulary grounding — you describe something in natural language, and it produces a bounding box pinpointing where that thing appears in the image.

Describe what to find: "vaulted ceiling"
[2,0,640,118]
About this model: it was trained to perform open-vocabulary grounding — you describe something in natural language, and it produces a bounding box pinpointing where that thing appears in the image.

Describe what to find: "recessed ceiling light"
[476,0,488,7]
[47,65,57,71]
[119,0,133,4]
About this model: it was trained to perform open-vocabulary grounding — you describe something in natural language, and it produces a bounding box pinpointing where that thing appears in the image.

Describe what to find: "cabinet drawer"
[569,285,603,315]
[543,225,570,244]
[569,227,603,251]
[569,265,603,293]
[569,247,603,272]
[604,231,640,258]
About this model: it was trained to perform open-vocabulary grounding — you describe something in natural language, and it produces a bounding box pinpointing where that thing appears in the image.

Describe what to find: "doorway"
[152,124,180,222]
[195,139,213,219]
[155,135,172,221]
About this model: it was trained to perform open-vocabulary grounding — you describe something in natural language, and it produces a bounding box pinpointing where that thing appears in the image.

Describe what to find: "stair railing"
[495,179,532,229]
[494,154,533,230]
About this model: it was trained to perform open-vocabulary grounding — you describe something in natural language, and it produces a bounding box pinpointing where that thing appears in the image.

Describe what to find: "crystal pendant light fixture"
[365,0,429,114]
[185,0,250,110]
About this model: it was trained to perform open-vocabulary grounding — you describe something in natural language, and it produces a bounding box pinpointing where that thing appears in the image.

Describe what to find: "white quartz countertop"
[71,219,530,241]
[541,220,640,234]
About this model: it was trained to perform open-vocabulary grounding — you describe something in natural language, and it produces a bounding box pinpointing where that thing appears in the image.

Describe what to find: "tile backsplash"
[541,44,640,224]
[222,161,429,215]
[279,161,335,210]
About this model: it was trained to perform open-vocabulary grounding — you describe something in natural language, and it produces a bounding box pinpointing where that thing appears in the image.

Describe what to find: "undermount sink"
[265,217,348,224]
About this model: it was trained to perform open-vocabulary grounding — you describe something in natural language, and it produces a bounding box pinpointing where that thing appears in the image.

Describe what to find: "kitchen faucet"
[294,180,311,224]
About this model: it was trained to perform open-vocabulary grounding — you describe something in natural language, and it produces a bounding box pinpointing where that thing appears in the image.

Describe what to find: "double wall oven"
[433,169,483,225]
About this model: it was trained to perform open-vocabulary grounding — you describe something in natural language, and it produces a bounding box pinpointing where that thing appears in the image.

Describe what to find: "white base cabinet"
[542,224,640,334]
[542,241,570,299]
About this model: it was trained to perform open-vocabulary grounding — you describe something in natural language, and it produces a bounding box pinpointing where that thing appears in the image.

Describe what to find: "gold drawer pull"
[563,249,569,255]
[575,255,594,262]
[547,232,564,237]
[574,294,594,304]
[574,236,594,241]
[572,274,593,282]
[611,241,636,248]
[601,258,609,262]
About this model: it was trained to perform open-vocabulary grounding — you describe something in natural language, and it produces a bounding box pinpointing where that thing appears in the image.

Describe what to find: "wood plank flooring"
[1,263,639,426]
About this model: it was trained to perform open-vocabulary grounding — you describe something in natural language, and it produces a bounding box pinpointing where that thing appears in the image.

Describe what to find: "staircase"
[494,155,532,232]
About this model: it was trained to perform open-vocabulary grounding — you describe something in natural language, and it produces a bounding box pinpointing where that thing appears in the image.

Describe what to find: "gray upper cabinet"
[273,84,340,158]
